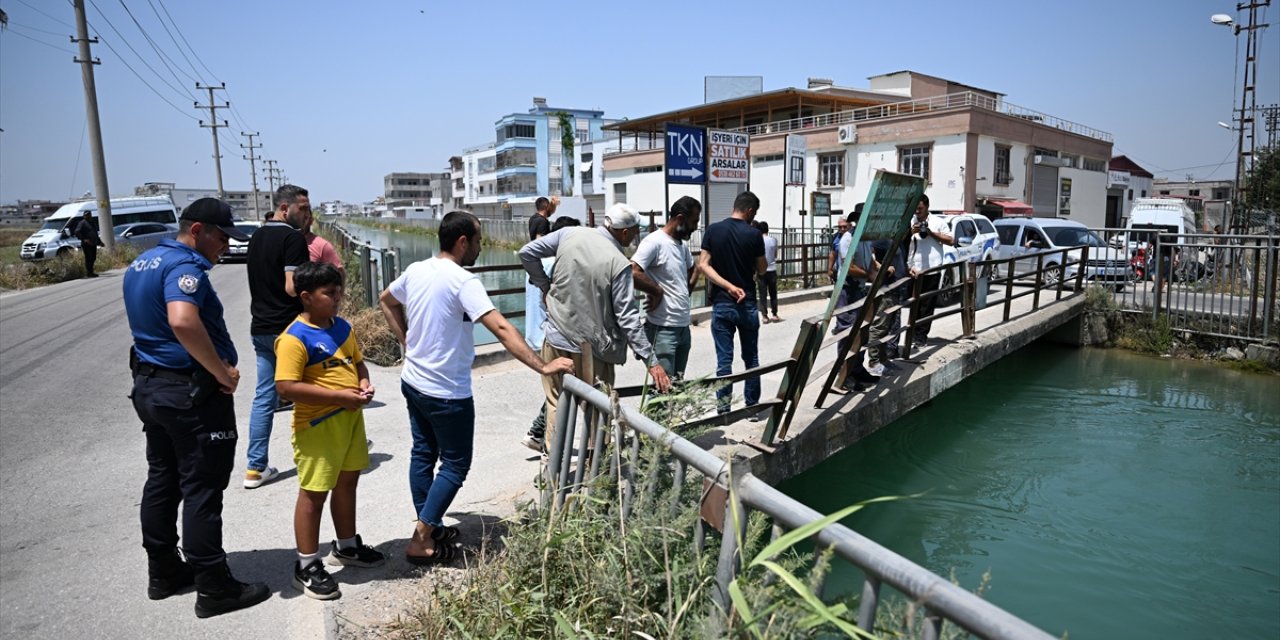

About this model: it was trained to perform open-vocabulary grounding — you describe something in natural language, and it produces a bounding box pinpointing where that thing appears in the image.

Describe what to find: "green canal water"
[780,343,1280,639]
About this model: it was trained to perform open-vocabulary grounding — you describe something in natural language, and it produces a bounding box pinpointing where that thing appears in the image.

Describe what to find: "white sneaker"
[863,354,885,378]
[243,466,279,489]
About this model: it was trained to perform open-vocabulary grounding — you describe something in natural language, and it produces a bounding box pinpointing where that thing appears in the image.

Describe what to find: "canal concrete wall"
[720,295,1088,486]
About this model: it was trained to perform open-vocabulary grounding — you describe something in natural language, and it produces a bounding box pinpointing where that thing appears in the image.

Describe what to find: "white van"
[19,196,179,261]
[1124,197,1197,248]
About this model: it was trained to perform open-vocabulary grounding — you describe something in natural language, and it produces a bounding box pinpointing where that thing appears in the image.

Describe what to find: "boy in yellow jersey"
[275,261,384,600]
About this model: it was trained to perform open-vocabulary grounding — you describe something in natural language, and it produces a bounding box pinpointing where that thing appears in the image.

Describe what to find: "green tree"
[556,111,575,196]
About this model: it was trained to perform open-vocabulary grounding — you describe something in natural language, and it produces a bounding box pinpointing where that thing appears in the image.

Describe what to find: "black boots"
[193,562,271,619]
[147,548,195,600]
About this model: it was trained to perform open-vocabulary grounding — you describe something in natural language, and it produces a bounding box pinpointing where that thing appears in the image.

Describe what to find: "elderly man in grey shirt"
[519,204,672,436]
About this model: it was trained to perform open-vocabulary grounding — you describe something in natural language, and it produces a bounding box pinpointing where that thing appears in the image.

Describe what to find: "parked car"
[994,218,1131,290]
[220,221,262,262]
[114,222,178,251]
[935,213,1002,306]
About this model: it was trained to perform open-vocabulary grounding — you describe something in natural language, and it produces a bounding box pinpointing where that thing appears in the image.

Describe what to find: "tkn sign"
[707,129,749,183]
[665,123,706,184]
[785,134,806,185]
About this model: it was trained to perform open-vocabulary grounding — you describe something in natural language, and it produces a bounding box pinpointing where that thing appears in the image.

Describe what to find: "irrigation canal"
[781,342,1280,639]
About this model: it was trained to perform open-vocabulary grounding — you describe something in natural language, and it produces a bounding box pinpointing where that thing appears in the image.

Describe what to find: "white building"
[1105,156,1155,227]
[601,72,1114,230]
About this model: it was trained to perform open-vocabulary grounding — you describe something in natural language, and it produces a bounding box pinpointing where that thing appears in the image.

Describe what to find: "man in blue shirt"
[123,198,269,619]
[698,191,766,416]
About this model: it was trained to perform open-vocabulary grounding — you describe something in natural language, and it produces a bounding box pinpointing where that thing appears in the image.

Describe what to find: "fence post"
[713,483,746,614]
[961,262,976,339]
[359,245,373,308]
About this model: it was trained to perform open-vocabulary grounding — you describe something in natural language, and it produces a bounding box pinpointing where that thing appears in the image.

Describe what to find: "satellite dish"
[1210,13,1234,26]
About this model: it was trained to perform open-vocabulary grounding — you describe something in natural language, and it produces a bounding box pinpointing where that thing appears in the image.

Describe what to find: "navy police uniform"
[124,238,238,570]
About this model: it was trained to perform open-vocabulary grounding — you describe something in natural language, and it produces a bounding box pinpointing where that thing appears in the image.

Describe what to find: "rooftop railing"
[603,91,1112,158]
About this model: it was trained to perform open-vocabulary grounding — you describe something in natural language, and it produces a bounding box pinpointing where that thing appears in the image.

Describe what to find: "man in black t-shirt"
[243,184,311,489]
[698,191,766,416]
[527,195,558,240]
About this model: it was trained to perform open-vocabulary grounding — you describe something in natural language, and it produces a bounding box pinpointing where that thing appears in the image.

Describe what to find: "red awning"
[987,199,1033,214]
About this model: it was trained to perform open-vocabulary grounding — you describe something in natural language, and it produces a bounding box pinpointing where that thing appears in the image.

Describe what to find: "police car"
[936,212,1001,306]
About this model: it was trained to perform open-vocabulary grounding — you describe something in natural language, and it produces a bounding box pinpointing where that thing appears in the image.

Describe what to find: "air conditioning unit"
[837,124,858,145]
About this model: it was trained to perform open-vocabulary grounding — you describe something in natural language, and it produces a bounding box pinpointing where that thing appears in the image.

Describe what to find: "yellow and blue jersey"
[275,315,363,433]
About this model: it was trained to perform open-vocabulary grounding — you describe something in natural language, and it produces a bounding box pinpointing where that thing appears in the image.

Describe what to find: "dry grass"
[0,245,141,291]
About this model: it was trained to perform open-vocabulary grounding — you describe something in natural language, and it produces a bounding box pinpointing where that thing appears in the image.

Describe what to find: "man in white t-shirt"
[630,196,701,381]
[905,194,954,346]
[379,211,572,565]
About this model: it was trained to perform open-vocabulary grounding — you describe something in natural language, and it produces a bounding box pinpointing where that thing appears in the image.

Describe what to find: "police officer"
[123,198,270,618]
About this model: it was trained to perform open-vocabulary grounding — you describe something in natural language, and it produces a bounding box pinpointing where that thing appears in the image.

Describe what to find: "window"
[1128,189,1133,201]
[549,179,562,196]
[954,220,977,243]
[1189,189,1201,197]
[1082,157,1106,172]
[754,154,784,163]
[1061,153,1079,169]
[1141,190,1147,197]
[818,153,844,187]
[497,174,536,196]
[1059,178,1072,215]
[975,217,996,234]
[613,182,627,204]
[1159,190,1169,195]
[496,148,536,169]
[634,165,662,174]
[994,145,1012,185]
[996,225,1019,246]
[899,145,931,179]
[476,157,496,174]
[498,123,536,141]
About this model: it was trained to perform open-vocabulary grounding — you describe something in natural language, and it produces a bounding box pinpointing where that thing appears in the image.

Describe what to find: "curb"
[472,285,834,369]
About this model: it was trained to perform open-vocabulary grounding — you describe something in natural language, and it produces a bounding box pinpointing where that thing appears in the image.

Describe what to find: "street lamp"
[1211,3,1271,231]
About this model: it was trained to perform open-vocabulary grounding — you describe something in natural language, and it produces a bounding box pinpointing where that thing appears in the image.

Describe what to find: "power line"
[6,21,68,36]
[88,23,197,120]
[12,0,74,28]
[1,27,78,54]
[152,0,219,81]
[113,0,199,90]
[143,0,201,82]
[86,0,192,101]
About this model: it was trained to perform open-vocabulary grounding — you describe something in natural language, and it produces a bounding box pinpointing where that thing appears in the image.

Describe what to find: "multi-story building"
[134,182,273,220]
[2,200,65,225]
[1152,178,1234,230]
[601,71,1114,229]
[384,171,448,215]
[457,97,616,220]
[1106,155,1155,227]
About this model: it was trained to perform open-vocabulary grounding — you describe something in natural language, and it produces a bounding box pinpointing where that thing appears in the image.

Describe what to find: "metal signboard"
[855,169,926,241]
[664,123,707,184]
[785,134,806,185]
[707,129,749,183]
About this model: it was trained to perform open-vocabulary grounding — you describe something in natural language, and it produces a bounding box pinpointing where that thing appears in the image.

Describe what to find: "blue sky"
[1,0,1276,204]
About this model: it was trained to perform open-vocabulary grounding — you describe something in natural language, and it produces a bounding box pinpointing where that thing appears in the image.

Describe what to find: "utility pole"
[195,83,229,200]
[71,0,113,251]
[263,159,279,214]
[1261,104,1280,151]
[1230,1,1271,231]
[241,132,262,220]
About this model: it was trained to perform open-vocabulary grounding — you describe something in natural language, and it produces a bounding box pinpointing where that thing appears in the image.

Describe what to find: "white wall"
[1058,167,1108,228]
[974,138,1031,201]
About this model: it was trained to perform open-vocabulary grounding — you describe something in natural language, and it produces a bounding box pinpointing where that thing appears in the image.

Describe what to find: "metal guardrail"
[318,220,401,309]
[544,374,1056,640]
[1088,228,1278,342]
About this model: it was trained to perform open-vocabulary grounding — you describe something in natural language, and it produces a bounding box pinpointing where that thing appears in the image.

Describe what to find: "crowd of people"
[121,184,941,618]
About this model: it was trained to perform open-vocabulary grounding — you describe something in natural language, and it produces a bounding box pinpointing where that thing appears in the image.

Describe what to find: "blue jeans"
[246,333,279,472]
[402,381,474,528]
[711,301,761,413]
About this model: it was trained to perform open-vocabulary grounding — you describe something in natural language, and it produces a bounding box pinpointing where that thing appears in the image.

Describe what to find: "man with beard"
[629,196,701,382]
[379,211,573,564]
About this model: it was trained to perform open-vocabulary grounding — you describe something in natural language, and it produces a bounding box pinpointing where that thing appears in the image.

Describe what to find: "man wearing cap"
[123,198,270,618]
[243,184,312,489]
[72,210,105,277]
[519,203,672,435]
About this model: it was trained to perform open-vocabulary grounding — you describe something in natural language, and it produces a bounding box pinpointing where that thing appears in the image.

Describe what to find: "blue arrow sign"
[665,123,707,185]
